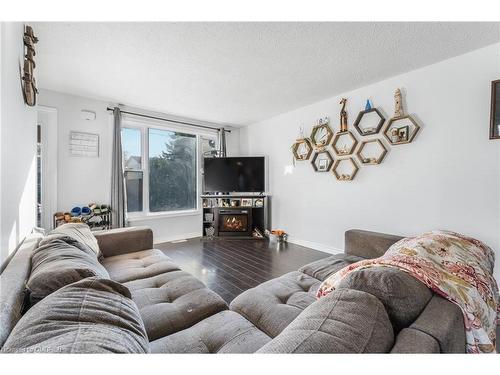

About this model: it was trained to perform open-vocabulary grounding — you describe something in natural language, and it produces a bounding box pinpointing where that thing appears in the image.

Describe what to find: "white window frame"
[121,116,217,221]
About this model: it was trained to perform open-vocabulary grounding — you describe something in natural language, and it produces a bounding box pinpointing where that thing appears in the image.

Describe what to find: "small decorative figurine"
[298,126,305,139]
[365,99,372,111]
[394,88,404,117]
[391,128,399,143]
[339,98,348,132]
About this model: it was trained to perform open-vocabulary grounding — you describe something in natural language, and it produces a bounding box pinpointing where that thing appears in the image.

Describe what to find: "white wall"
[37,89,240,243]
[0,23,38,264]
[240,43,500,282]
[38,89,112,210]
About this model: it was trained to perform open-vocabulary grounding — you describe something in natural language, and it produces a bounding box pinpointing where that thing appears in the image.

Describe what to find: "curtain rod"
[106,107,231,133]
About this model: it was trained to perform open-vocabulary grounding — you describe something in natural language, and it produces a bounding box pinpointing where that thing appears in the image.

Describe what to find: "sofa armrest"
[94,226,153,258]
[406,295,466,353]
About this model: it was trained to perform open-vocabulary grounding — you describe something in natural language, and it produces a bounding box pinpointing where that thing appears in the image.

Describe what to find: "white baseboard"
[287,237,344,255]
[154,231,201,244]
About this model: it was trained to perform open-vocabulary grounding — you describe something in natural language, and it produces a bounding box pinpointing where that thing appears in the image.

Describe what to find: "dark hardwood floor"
[155,238,329,303]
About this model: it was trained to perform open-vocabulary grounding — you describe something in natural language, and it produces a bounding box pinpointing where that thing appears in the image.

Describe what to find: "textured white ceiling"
[33,22,500,126]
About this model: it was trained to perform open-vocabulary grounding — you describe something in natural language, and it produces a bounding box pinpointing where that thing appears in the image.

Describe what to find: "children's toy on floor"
[265,229,288,243]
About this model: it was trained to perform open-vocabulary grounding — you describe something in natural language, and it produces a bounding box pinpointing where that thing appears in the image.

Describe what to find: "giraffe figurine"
[339,98,348,132]
[394,88,404,117]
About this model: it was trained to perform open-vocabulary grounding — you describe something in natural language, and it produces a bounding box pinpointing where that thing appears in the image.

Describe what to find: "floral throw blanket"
[316,230,499,353]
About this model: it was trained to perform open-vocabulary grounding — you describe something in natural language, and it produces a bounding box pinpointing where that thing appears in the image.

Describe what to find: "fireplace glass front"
[220,214,248,232]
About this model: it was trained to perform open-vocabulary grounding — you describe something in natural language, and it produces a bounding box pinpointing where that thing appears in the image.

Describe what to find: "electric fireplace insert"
[217,209,252,237]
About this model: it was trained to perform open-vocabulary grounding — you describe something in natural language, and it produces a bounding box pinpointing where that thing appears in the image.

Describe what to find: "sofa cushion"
[124,270,228,341]
[49,223,101,258]
[408,295,466,353]
[150,311,271,353]
[257,289,394,353]
[345,229,403,259]
[299,254,364,281]
[102,249,180,283]
[336,267,433,332]
[230,271,320,338]
[26,236,109,305]
[94,227,153,258]
[1,278,149,353]
[391,328,440,353]
[0,234,42,348]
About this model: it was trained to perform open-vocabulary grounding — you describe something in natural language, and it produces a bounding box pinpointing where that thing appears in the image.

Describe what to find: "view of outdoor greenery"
[122,126,216,214]
[148,129,197,212]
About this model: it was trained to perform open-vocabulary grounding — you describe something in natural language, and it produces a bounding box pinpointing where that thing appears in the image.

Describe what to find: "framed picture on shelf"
[253,198,264,207]
[397,125,409,142]
[318,159,328,171]
[241,198,252,207]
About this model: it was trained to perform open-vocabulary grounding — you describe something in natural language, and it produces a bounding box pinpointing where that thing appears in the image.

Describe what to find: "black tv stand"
[201,194,269,239]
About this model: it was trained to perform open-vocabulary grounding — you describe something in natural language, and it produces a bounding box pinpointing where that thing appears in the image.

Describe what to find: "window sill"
[127,209,201,222]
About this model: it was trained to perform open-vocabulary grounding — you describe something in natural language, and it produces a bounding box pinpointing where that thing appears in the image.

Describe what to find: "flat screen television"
[203,157,265,193]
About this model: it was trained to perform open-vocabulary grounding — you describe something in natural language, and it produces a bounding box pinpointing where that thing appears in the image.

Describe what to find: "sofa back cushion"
[26,235,109,305]
[336,267,433,332]
[2,278,149,353]
[257,289,394,353]
[345,229,403,259]
[49,223,101,258]
[0,234,43,349]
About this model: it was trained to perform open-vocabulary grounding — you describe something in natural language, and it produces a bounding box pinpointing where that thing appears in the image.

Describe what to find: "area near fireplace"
[201,194,269,239]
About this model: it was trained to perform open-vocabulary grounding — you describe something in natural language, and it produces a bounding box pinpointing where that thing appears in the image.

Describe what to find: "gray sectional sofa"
[0,226,467,353]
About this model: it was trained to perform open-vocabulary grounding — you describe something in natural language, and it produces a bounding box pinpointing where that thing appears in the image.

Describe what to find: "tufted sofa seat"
[230,271,320,338]
[101,249,180,283]
[150,310,271,353]
[123,270,227,340]
[95,228,229,342]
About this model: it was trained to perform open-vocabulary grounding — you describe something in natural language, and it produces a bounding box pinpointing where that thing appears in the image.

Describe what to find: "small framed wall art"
[69,131,99,157]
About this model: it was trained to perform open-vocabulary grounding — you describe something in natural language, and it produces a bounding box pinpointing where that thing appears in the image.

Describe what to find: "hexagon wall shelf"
[332,131,358,156]
[291,138,313,161]
[383,115,420,145]
[353,108,385,136]
[310,123,334,149]
[332,157,359,181]
[311,150,334,172]
[356,139,388,165]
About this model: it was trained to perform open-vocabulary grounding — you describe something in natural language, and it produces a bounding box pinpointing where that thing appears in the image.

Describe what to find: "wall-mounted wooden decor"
[291,138,313,161]
[356,139,388,165]
[310,118,334,149]
[332,157,359,181]
[353,104,386,136]
[291,89,422,182]
[311,150,334,172]
[332,130,358,156]
[22,25,38,106]
[339,98,348,132]
[383,88,420,145]
[490,79,500,139]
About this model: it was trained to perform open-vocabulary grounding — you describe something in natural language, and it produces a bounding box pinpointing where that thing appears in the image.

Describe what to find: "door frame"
[37,106,58,230]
